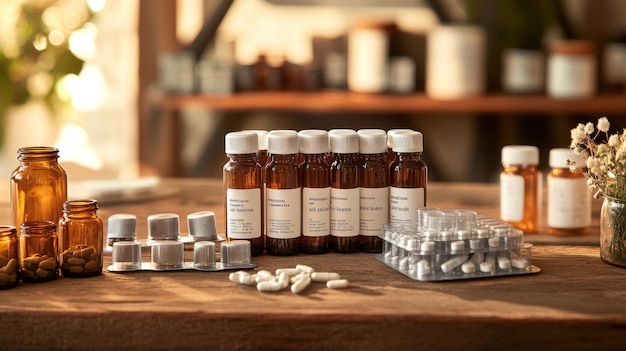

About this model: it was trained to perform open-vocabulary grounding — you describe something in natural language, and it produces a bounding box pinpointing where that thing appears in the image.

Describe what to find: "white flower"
[571,127,586,144]
[609,134,620,147]
[585,122,595,134]
[598,117,610,133]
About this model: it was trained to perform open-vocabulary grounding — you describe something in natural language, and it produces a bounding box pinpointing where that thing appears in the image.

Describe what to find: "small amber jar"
[10,147,67,234]
[58,200,103,278]
[20,221,59,283]
[0,226,20,289]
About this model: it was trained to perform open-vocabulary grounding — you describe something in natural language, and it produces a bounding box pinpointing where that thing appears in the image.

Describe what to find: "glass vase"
[600,196,626,268]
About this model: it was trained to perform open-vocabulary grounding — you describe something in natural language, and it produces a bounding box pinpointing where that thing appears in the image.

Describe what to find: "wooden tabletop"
[1,178,624,351]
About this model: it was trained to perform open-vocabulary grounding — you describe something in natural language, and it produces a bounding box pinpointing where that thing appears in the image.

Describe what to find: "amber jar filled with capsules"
[58,199,104,278]
[0,226,20,289]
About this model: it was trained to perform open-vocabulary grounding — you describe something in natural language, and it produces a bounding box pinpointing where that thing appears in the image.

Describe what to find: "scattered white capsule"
[278,272,290,289]
[311,272,341,282]
[256,270,274,277]
[228,272,241,283]
[275,268,301,277]
[291,276,312,294]
[480,261,494,273]
[326,279,349,289]
[257,281,282,292]
[511,258,530,269]
[296,264,315,275]
[239,273,256,286]
[461,261,475,274]
[441,254,469,273]
[254,274,277,283]
[290,272,310,284]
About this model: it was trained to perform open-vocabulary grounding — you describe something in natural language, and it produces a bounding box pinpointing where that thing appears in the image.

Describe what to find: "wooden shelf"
[159,91,626,115]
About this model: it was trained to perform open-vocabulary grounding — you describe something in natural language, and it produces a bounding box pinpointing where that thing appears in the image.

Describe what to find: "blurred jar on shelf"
[547,40,596,99]
[348,19,395,93]
[426,24,486,99]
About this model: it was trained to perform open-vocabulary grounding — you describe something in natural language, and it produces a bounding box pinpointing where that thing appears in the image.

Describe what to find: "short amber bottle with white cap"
[500,145,542,234]
[547,148,591,235]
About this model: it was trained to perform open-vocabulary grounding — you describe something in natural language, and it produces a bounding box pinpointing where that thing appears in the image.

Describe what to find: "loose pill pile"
[378,208,540,281]
[229,264,349,294]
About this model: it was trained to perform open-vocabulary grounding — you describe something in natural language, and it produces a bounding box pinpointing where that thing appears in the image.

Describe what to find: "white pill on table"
[326,279,349,289]
[228,272,240,283]
[296,264,314,274]
[257,270,274,277]
[291,276,312,294]
[311,272,341,282]
[276,268,301,277]
[239,273,256,286]
[254,274,276,283]
[278,272,290,289]
[257,281,282,292]
[461,261,475,274]
[290,272,310,284]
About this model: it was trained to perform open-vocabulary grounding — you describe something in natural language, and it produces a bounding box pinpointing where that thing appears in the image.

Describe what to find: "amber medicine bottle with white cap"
[547,148,591,235]
[500,145,542,234]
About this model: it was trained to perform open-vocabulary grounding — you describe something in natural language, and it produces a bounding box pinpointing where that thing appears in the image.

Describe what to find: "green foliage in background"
[0,0,92,147]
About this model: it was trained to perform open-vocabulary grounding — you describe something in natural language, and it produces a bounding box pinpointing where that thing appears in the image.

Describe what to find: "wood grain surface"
[0,179,622,351]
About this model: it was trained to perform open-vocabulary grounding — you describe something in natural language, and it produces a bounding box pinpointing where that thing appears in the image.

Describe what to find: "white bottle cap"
[107,214,137,239]
[267,130,299,154]
[391,131,423,153]
[387,129,414,148]
[549,148,586,168]
[187,211,217,241]
[329,129,359,154]
[147,213,180,240]
[225,131,258,154]
[298,129,329,154]
[357,129,387,154]
[242,130,268,150]
[501,145,539,165]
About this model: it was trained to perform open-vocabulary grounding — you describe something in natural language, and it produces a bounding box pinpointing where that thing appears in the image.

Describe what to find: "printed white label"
[302,187,330,237]
[226,188,262,239]
[548,177,592,228]
[500,174,525,222]
[266,188,301,239]
[330,188,360,237]
[360,187,389,236]
[389,187,424,224]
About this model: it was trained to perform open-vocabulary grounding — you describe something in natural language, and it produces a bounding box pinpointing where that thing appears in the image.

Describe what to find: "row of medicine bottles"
[223,129,428,257]
[500,145,592,236]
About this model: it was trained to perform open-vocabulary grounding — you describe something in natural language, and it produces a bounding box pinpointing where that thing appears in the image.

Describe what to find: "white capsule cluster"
[379,208,537,281]
[229,264,349,294]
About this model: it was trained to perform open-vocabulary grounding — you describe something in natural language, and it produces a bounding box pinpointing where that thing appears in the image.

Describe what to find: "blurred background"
[1,0,625,183]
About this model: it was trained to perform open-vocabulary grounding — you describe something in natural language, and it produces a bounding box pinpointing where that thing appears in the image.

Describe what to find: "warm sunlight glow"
[69,22,97,60]
[55,124,103,170]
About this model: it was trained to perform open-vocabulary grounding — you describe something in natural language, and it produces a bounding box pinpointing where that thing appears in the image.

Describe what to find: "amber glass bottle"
[20,221,58,283]
[298,130,330,254]
[386,129,413,165]
[389,131,428,224]
[265,130,301,256]
[357,129,389,253]
[10,147,67,235]
[500,145,542,234]
[547,148,591,235]
[0,226,20,289]
[223,131,264,256]
[329,129,360,253]
[58,199,103,277]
